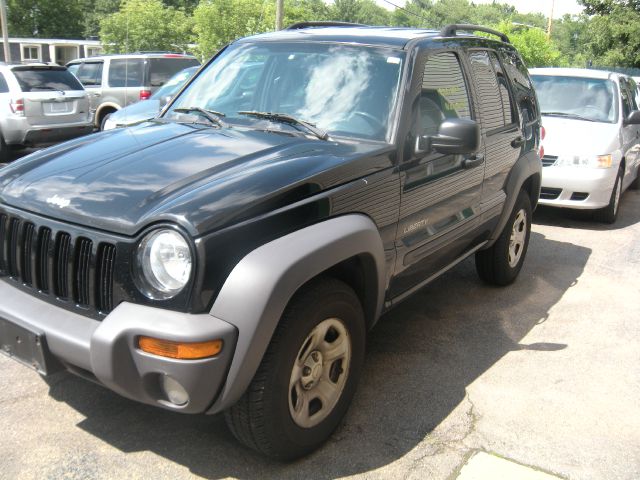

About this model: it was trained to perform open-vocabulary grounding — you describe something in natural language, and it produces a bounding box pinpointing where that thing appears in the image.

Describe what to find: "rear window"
[12,67,84,92]
[148,58,200,86]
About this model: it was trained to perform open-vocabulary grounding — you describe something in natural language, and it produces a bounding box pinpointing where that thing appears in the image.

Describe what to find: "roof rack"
[286,21,367,30]
[440,24,510,44]
[132,51,176,54]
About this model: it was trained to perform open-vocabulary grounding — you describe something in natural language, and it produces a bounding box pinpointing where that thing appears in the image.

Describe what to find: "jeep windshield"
[166,42,405,142]
[531,75,618,124]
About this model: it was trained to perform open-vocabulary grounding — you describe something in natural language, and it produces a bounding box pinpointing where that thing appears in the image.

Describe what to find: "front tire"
[594,168,622,224]
[475,190,532,286]
[225,278,366,460]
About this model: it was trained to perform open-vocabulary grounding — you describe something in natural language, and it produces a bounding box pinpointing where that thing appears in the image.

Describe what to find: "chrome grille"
[0,213,116,314]
[542,155,558,167]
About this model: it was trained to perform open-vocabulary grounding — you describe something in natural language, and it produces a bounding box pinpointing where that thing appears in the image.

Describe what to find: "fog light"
[161,375,189,406]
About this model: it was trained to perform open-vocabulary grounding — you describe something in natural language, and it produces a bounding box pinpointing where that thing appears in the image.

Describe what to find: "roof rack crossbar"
[440,24,510,44]
[286,21,367,30]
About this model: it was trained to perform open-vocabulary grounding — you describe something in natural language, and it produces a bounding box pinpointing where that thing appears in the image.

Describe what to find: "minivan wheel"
[475,190,532,286]
[630,168,640,190]
[99,113,112,131]
[594,168,622,224]
[224,278,365,460]
[0,135,8,163]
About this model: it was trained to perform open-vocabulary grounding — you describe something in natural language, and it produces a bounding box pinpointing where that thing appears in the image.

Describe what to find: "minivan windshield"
[531,75,618,123]
[167,43,405,141]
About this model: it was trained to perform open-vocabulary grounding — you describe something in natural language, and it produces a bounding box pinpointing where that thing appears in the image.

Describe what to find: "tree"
[7,0,84,38]
[492,21,563,67]
[100,0,193,53]
[578,1,640,67]
[583,6,640,67]
[193,0,272,59]
[578,0,640,15]
[82,0,121,38]
[551,14,590,67]
[330,0,391,25]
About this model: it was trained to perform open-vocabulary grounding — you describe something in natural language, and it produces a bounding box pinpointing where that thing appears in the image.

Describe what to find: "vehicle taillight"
[139,89,152,100]
[539,145,544,159]
[10,98,24,115]
[541,125,546,141]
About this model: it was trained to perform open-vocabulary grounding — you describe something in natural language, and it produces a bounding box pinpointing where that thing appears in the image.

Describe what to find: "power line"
[380,0,431,25]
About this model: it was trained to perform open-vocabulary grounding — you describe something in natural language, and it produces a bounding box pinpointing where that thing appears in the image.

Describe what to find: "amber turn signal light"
[138,337,223,360]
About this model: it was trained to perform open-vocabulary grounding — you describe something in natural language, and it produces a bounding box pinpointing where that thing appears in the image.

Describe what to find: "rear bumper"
[2,118,94,146]
[539,165,617,209]
[0,279,237,414]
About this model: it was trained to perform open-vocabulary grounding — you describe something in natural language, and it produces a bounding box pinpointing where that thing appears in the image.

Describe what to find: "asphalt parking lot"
[0,166,638,479]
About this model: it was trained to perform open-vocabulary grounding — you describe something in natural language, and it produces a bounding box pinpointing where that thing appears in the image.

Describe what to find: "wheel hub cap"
[288,317,352,429]
[508,209,527,268]
[301,351,324,390]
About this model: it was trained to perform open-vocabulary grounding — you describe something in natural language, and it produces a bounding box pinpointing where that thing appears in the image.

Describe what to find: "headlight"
[555,154,613,168]
[137,229,192,299]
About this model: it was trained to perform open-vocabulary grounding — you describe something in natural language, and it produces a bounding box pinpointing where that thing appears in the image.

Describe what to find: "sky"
[376,0,585,18]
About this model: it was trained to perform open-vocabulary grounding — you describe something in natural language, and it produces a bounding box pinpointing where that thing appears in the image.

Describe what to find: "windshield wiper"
[541,111,597,122]
[238,111,328,140]
[173,107,226,127]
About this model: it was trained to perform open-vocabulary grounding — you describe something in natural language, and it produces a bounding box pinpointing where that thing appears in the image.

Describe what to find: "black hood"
[0,121,389,236]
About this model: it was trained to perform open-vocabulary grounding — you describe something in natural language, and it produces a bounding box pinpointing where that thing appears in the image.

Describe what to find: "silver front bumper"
[0,280,237,414]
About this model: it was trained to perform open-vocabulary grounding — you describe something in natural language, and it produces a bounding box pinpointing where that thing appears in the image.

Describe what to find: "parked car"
[66,53,200,128]
[0,23,541,459]
[0,63,93,161]
[102,66,199,130]
[531,68,640,223]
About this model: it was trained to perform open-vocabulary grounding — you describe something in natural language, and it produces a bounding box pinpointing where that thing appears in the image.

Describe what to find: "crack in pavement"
[406,390,482,475]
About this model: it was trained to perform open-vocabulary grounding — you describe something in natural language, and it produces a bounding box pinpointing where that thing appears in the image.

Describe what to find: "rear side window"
[76,62,103,86]
[0,73,9,93]
[489,52,514,124]
[499,47,539,127]
[11,68,84,92]
[468,50,512,131]
[420,52,471,136]
[148,58,200,87]
[108,59,145,87]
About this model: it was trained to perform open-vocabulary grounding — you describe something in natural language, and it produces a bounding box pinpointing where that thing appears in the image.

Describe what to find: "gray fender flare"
[206,214,386,414]
[488,150,541,245]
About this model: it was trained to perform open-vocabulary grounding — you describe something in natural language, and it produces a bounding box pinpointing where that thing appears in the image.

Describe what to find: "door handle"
[511,136,525,148]
[463,154,485,169]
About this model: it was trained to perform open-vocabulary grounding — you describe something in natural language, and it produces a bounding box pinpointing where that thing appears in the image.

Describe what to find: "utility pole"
[0,0,11,63]
[546,0,555,39]
[276,0,284,30]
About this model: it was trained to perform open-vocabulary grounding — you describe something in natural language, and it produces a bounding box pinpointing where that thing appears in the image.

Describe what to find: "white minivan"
[530,68,640,223]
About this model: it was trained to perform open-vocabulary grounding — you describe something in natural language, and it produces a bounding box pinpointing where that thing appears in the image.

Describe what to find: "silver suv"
[0,63,92,162]
[67,53,200,128]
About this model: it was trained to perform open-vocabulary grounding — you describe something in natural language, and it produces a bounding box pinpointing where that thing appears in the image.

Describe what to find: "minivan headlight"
[555,154,612,168]
[137,229,192,299]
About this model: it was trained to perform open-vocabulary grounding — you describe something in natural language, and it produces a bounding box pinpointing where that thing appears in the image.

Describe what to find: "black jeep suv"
[0,23,541,459]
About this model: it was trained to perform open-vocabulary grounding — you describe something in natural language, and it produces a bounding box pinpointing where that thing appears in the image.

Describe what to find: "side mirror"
[624,110,640,125]
[416,118,480,155]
